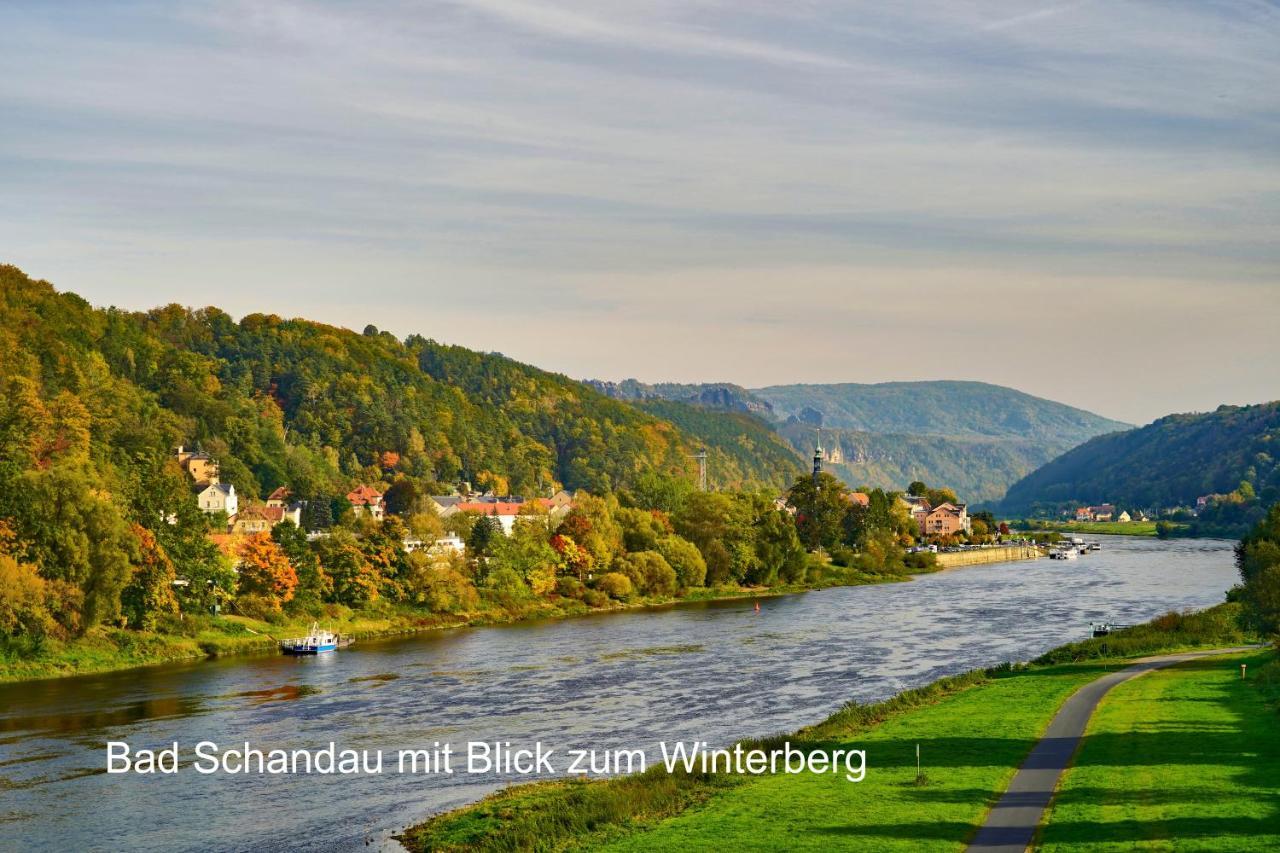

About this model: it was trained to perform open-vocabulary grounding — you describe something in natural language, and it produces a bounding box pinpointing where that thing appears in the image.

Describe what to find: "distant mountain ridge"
[1000,402,1280,514]
[584,378,1128,502]
[753,380,1130,444]
[585,379,774,418]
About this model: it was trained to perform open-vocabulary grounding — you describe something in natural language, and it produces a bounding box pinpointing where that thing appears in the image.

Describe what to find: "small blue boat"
[280,622,345,655]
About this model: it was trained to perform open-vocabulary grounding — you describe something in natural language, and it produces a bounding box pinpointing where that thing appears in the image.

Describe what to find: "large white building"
[197,482,238,517]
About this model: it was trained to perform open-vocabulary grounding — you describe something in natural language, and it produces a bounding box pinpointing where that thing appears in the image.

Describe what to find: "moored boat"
[279,622,348,655]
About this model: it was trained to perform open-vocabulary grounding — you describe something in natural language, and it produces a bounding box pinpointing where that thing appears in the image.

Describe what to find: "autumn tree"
[121,524,180,630]
[236,533,299,607]
[272,520,328,612]
[316,528,380,607]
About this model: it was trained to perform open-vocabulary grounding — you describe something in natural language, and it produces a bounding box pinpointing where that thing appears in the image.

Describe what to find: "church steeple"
[812,427,823,485]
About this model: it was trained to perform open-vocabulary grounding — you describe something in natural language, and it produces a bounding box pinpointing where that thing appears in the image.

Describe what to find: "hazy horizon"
[2,1,1277,424]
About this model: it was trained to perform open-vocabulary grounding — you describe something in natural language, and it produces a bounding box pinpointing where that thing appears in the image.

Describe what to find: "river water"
[0,535,1238,851]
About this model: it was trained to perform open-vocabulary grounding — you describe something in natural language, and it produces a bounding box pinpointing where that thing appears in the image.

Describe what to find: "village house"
[1117,510,1132,523]
[347,485,386,520]
[265,486,291,508]
[921,502,971,538]
[1076,504,1116,522]
[175,446,219,486]
[196,482,237,517]
[229,503,284,535]
[543,489,575,513]
[847,492,871,508]
[428,494,465,514]
[901,495,931,528]
[450,501,525,534]
[1089,504,1116,521]
[404,533,467,557]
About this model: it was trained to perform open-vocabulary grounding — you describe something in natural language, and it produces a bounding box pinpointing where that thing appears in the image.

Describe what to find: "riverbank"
[400,604,1260,852]
[0,560,927,684]
[934,544,1042,569]
[1021,520,1165,537]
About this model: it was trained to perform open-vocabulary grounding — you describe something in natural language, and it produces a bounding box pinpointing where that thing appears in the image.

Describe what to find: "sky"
[1,1,1277,425]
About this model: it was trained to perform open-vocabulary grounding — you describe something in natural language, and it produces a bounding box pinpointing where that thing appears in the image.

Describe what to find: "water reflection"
[0,536,1238,852]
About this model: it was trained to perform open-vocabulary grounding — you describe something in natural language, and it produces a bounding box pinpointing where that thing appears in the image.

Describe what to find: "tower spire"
[812,427,823,485]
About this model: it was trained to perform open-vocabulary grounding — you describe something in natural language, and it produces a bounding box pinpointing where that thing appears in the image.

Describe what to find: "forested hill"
[0,266,792,507]
[632,400,802,489]
[1000,402,1280,514]
[753,380,1129,444]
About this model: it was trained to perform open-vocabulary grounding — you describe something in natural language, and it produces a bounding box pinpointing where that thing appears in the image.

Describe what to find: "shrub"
[582,589,609,608]
[235,593,285,623]
[556,577,586,599]
[656,535,707,588]
[483,567,530,607]
[595,572,634,600]
[1035,603,1251,664]
[904,551,938,572]
[612,551,677,596]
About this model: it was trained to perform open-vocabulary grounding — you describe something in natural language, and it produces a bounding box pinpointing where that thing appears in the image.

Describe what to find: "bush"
[612,551,677,597]
[483,567,530,607]
[904,551,938,572]
[556,577,586,600]
[235,593,285,623]
[419,567,480,613]
[1035,603,1251,664]
[595,572,634,601]
[655,536,706,588]
[583,589,609,608]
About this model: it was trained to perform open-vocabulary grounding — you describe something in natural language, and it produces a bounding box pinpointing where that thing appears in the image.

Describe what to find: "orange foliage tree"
[236,533,298,605]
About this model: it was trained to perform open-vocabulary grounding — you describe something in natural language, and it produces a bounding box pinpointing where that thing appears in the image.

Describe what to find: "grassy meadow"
[400,604,1262,852]
[1038,649,1280,851]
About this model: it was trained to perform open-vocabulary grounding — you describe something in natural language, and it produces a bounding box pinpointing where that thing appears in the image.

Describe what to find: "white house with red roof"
[347,485,386,520]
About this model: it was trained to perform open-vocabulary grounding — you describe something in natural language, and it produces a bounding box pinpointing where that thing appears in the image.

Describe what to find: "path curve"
[967,646,1256,852]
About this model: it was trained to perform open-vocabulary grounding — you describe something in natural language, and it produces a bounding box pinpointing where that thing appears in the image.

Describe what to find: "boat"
[1049,547,1078,560]
[279,623,349,655]
[1088,542,1101,551]
[1091,621,1128,638]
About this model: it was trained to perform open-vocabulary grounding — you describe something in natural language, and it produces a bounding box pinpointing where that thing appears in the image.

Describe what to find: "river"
[0,535,1238,852]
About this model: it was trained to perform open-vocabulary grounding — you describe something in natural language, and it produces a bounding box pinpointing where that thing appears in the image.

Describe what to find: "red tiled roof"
[235,504,285,522]
[347,485,384,506]
[456,501,523,516]
[267,486,292,501]
[848,492,870,507]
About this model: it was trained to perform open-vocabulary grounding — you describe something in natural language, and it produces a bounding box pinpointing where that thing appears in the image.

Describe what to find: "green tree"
[316,529,380,607]
[1235,504,1280,636]
[490,517,558,595]
[613,550,677,596]
[272,520,328,611]
[787,472,850,551]
[655,535,707,588]
[752,508,806,585]
[468,515,502,559]
[626,471,695,515]
[616,506,670,553]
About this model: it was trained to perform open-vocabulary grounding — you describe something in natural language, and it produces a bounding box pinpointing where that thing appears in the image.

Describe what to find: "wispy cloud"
[0,0,1276,422]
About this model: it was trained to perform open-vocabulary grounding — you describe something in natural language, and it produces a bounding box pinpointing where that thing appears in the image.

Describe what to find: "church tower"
[812,428,823,485]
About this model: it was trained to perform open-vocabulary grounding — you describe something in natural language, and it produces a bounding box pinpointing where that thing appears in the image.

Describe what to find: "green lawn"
[404,664,1113,852]
[1028,521,1164,537]
[402,606,1256,853]
[1039,649,1280,852]
[595,665,1110,852]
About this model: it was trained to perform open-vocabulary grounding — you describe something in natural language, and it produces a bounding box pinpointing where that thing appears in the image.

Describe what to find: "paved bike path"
[967,646,1255,852]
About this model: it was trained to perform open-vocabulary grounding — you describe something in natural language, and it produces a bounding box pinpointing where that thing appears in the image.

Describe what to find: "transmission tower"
[689,449,708,491]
